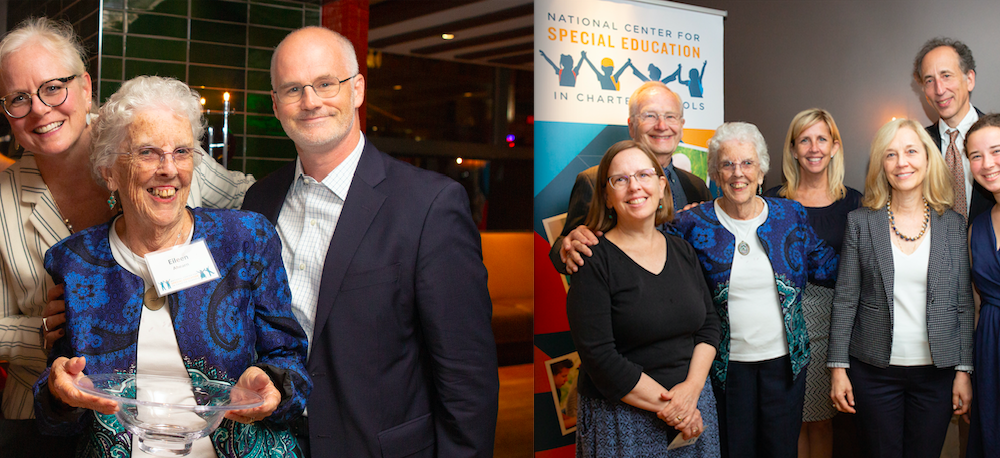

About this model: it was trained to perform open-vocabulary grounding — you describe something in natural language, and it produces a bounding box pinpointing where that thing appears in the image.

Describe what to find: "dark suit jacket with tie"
[548,164,711,274]
[242,141,499,458]
[926,107,996,223]
[828,207,974,369]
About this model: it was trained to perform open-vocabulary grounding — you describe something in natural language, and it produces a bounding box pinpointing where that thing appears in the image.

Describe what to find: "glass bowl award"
[73,373,263,456]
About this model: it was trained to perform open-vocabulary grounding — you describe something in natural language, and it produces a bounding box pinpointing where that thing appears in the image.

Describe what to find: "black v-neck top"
[567,231,720,401]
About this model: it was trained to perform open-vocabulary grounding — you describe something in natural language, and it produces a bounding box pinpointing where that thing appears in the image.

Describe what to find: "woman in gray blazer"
[828,118,974,458]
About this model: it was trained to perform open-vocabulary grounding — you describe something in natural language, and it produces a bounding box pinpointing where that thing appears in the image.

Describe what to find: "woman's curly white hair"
[91,75,207,186]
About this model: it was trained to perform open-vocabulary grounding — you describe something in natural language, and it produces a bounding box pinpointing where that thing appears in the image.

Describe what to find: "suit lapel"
[253,162,296,225]
[871,208,895,305]
[310,143,387,342]
[926,122,943,152]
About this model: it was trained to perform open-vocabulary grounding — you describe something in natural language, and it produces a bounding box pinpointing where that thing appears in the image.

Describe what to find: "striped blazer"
[0,152,253,420]
[828,206,974,369]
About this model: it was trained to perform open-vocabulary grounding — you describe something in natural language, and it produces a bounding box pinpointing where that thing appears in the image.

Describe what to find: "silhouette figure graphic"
[679,61,708,98]
[631,62,681,84]
[540,49,585,87]
[581,52,631,91]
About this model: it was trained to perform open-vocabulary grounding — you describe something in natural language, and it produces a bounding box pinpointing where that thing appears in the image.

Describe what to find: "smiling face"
[1,43,91,157]
[103,109,194,231]
[920,46,975,127]
[793,121,840,177]
[967,126,1000,194]
[627,88,685,165]
[882,126,928,195]
[604,147,667,225]
[717,141,763,208]
[271,28,364,157]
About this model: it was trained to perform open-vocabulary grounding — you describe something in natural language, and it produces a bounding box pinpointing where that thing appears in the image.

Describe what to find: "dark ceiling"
[368,0,533,70]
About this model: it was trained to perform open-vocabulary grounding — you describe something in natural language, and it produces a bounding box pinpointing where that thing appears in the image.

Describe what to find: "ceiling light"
[393,85,402,90]
[441,33,455,40]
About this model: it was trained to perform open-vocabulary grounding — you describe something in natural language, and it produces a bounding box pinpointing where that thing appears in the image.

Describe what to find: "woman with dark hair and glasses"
[566,139,721,457]
[0,17,253,456]
[672,122,838,458]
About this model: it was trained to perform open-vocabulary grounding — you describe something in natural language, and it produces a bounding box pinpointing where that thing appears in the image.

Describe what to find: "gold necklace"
[49,193,75,234]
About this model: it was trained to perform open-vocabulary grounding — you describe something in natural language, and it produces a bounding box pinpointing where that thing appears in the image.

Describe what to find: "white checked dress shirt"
[277,134,364,355]
[0,152,253,420]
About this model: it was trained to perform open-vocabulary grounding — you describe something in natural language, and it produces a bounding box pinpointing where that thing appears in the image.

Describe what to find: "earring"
[607,214,613,219]
[658,204,663,209]
[86,113,92,126]
[107,192,117,210]
[758,184,762,195]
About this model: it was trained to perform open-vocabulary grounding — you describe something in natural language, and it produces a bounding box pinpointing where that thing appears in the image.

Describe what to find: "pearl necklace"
[887,198,930,242]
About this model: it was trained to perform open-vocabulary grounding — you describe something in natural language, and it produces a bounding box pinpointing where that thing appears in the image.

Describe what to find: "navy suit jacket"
[242,141,499,458]
[925,107,996,223]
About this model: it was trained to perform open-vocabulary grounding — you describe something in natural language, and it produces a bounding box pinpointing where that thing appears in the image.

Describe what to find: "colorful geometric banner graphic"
[533,1,725,455]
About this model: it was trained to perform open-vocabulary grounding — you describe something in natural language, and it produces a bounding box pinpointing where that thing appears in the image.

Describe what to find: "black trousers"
[714,355,806,458]
[849,357,954,458]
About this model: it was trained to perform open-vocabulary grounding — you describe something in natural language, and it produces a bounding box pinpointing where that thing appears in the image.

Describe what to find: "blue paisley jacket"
[671,198,838,390]
[34,208,311,458]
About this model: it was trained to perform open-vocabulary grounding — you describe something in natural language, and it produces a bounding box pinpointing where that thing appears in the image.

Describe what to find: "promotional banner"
[533,1,725,455]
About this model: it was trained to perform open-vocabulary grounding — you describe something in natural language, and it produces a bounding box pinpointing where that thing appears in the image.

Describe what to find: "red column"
[323,0,369,130]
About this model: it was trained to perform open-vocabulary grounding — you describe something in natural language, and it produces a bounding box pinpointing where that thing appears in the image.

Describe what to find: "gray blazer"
[828,206,974,369]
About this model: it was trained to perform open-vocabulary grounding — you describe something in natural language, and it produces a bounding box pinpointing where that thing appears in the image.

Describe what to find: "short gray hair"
[270,26,359,87]
[91,76,206,185]
[707,122,770,181]
[0,17,87,91]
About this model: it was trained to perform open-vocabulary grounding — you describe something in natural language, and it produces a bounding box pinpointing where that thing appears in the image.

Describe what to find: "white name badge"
[145,239,221,296]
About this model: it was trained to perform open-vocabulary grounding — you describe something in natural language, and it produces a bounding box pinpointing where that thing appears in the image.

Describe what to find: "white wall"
[675,0,1000,191]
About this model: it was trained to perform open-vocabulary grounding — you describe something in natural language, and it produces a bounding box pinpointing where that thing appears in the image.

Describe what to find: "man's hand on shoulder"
[679,200,704,213]
[560,225,601,274]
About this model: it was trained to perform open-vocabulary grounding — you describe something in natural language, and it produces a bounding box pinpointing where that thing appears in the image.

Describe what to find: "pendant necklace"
[50,194,75,234]
[130,216,190,311]
[728,199,759,256]
[735,225,754,256]
[143,287,166,311]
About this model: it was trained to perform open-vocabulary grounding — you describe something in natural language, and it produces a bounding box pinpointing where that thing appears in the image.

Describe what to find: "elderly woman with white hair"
[32,76,310,458]
[672,122,838,458]
[0,18,253,456]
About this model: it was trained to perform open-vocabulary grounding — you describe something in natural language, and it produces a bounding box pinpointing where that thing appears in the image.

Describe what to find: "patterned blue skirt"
[576,378,721,458]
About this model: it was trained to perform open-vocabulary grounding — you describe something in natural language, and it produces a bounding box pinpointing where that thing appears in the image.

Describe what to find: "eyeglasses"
[273,74,358,103]
[718,159,757,172]
[1,74,79,119]
[636,111,681,126]
[116,147,203,168]
[608,168,658,190]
